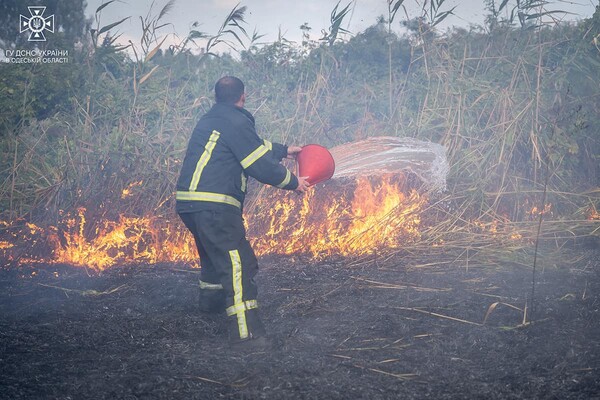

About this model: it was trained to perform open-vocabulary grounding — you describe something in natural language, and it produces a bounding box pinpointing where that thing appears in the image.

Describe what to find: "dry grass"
[0,7,598,272]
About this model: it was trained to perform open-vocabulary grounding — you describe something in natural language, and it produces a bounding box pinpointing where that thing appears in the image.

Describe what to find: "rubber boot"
[228,308,271,351]
[247,308,267,337]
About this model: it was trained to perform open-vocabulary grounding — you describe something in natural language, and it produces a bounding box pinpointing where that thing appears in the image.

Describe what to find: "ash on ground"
[1,247,598,399]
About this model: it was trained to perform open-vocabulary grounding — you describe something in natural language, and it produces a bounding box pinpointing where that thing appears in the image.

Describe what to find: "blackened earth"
[1,248,599,399]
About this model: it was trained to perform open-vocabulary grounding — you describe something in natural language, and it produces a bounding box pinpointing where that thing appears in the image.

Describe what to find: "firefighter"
[176,76,309,348]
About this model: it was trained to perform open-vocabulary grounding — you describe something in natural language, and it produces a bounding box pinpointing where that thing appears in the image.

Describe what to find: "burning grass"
[0,137,444,270]
[1,136,597,272]
[248,175,427,258]
[0,173,427,270]
[0,210,197,270]
[1,182,597,271]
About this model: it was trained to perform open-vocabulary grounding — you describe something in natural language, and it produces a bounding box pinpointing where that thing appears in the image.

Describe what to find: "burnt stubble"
[1,250,599,399]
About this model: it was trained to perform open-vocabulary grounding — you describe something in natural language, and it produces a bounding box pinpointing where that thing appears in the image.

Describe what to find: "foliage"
[0,1,598,225]
[320,1,353,46]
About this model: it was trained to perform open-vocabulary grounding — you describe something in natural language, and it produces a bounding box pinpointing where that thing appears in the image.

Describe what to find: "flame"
[26,222,43,234]
[470,215,524,241]
[510,232,523,240]
[121,180,143,199]
[248,175,426,257]
[47,208,197,270]
[1,174,427,269]
[528,203,552,217]
[0,241,14,250]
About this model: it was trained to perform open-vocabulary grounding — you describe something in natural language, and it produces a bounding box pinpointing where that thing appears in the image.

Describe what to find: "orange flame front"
[1,174,428,270]
[248,175,426,257]
[47,208,197,270]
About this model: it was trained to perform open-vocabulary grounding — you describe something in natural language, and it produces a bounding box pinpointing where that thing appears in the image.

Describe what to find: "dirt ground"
[1,247,599,399]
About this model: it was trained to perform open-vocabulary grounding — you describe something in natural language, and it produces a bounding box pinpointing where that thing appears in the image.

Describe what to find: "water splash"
[330,136,449,192]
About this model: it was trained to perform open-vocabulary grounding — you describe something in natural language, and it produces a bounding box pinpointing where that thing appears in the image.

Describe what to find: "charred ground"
[1,248,599,399]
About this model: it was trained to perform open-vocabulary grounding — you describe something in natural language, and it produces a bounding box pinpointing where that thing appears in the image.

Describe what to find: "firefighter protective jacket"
[176,102,299,214]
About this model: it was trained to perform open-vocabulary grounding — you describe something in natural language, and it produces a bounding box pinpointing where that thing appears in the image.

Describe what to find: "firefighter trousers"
[179,210,265,340]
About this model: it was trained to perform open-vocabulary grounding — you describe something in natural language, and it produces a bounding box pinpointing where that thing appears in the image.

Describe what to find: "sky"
[85,0,598,52]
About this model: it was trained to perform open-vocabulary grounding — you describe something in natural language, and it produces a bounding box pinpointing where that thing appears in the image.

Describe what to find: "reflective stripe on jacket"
[176,103,298,213]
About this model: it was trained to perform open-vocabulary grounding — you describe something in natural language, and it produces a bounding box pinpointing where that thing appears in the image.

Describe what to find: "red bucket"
[296,144,335,186]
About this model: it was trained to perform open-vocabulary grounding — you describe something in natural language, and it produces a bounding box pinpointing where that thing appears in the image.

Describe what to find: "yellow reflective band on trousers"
[240,144,269,169]
[175,191,241,209]
[189,130,220,191]
[226,300,258,316]
[276,168,292,188]
[229,249,248,339]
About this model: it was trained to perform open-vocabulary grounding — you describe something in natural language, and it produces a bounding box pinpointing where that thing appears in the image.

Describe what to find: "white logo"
[20,6,54,42]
